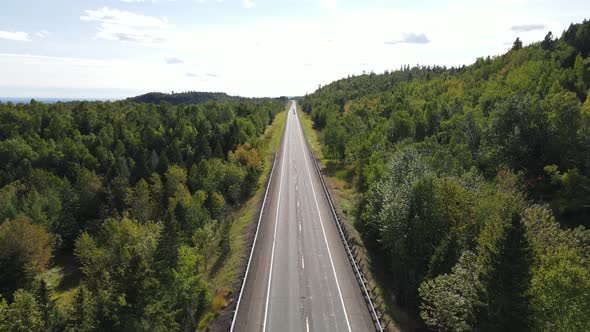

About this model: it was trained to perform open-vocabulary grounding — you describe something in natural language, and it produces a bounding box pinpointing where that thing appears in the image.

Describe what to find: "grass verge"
[41,250,81,311]
[200,105,288,327]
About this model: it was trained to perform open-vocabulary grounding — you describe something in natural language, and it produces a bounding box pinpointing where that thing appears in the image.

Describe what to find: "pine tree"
[512,37,523,51]
[477,212,532,331]
[541,31,555,50]
[156,153,170,175]
[66,286,97,332]
[125,179,152,223]
[213,141,224,158]
[0,295,8,330]
[34,279,56,329]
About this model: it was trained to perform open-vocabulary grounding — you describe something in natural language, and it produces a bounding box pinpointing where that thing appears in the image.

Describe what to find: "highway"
[231,101,375,331]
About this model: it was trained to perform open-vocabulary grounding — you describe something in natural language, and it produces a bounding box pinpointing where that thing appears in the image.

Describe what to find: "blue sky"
[0,0,588,98]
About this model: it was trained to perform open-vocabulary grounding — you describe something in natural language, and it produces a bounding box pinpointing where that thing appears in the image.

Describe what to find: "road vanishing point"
[231,101,376,332]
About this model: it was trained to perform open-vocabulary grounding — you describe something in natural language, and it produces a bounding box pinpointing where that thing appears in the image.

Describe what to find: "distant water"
[0,97,116,104]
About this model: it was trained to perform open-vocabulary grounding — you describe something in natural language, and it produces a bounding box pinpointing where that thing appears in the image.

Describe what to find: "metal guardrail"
[231,103,389,331]
[307,149,388,332]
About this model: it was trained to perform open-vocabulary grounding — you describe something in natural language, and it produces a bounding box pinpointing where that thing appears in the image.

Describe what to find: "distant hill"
[127,91,288,105]
[0,98,113,104]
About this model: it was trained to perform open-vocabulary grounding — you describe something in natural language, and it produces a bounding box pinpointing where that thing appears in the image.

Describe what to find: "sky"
[0,0,588,99]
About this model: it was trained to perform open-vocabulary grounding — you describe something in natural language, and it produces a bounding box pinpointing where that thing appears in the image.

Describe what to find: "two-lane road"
[231,101,375,331]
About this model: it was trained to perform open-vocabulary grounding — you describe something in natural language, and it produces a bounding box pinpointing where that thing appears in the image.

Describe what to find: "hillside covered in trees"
[302,20,590,331]
[127,91,288,106]
[0,98,283,330]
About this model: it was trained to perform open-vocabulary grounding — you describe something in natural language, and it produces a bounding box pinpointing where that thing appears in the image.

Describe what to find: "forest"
[127,91,287,106]
[0,97,283,330]
[302,20,590,331]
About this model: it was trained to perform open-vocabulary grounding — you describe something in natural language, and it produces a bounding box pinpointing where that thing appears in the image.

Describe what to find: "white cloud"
[320,0,337,9]
[243,0,255,9]
[0,30,30,41]
[0,53,227,97]
[0,53,197,95]
[385,33,430,45]
[81,7,171,43]
[511,24,546,32]
[35,30,50,38]
[165,56,183,64]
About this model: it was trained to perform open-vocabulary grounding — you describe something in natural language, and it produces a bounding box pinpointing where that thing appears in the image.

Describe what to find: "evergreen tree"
[34,279,57,329]
[66,286,97,332]
[125,179,152,223]
[512,37,523,51]
[541,31,555,50]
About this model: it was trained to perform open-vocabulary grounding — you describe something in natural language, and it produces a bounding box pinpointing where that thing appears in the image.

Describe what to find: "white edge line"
[323,169,385,331]
[294,102,353,332]
[302,107,384,331]
[262,101,292,331]
[229,102,288,332]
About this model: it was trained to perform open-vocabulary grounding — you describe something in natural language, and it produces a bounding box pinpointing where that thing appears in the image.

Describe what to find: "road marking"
[294,105,352,332]
[302,256,305,269]
[306,316,310,332]
[296,184,298,191]
[262,104,291,331]
[299,222,302,232]
[230,107,283,332]
[297,200,300,208]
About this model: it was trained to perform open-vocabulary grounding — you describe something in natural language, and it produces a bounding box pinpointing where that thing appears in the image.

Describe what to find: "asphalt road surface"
[231,101,375,332]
